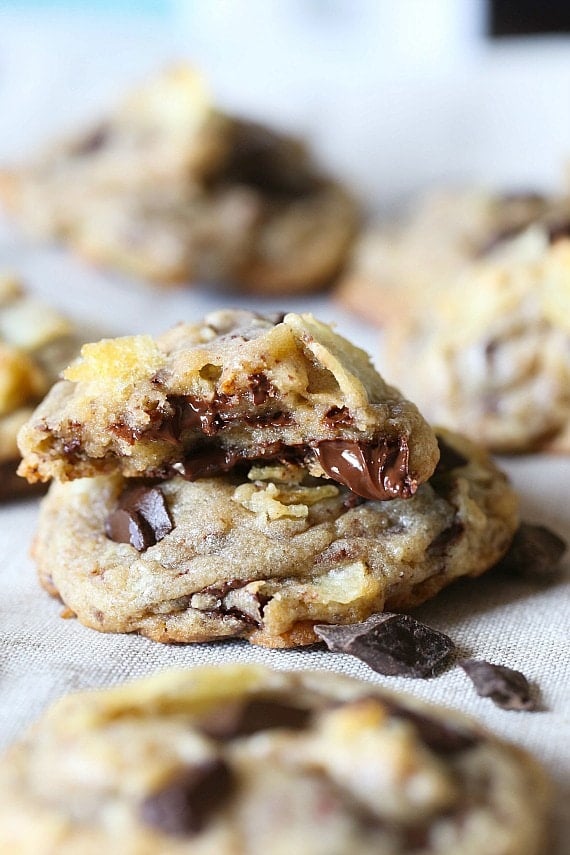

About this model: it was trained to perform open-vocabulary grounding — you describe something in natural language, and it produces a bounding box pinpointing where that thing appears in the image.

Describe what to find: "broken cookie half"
[18,310,440,500]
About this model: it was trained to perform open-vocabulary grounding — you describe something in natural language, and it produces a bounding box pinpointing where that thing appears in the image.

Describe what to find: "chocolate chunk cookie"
[18,310,440,496]
[0,666,550,853]
[336,186,570,328]
[0,66,358,294]
[31,429,518,646]
[0,274,79,500]
[379,234,570,453]
[336,187,570,453]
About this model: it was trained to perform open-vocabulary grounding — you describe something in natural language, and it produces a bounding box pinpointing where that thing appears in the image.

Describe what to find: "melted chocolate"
[314,437,415,501]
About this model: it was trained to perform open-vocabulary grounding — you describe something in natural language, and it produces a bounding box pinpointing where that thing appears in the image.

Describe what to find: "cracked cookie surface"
[32,430,518,647]
[0,665,550,854]
[18,310,440,500]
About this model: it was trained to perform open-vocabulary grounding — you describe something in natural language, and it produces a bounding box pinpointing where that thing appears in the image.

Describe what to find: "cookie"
[0,66,358,294]
[17,310,440,499]
[379,231,570,453]
[336,187,570,327]
[0,274,79,500]
[32,429,518,646]
[0,665,550,854]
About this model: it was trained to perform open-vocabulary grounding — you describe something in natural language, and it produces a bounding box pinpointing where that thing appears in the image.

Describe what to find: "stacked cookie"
[0,274,79,500]
[17,310,518,647]
[0,66,358,295]
[336,187,570,453]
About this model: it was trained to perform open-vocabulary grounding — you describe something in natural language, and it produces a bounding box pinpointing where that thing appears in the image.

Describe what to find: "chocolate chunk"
[175,447,242,480]
[495,522,566,579]
[314,437,415,501]
[139,759,234,836]
[248,373,273,406]
[434,436,468,475]
[546,217,570,243]
[105,485,173,551]
[105,507,154,551]
[315,614,456,678]
[381,701,479,754]
[427,520,464,557]
[200,698,312,740]
[324,406,353,427]
[459,659,536,711]
[71,124,109,156]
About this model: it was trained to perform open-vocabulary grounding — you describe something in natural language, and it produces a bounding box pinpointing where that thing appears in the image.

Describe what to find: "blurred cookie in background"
[336,186,570,454]
[0,66,359,296]
[336,186,570,326]
[378,228,570,454]
[0,274,80,500]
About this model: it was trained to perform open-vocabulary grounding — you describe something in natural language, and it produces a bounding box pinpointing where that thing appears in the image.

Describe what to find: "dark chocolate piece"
[314,437,415,501]
[433,435,468,475]
[459,659,536,711]
[248,373,273,406]
[139,759,234,836]
[71,124,109,156]
[315,614,456,678]
[546,217,570,243]
[494,522,566,579]
[427,521,464,557]
[199,698,311,740]
[381,701,479,754]
[105,485,173,551]
[105,507,154,551]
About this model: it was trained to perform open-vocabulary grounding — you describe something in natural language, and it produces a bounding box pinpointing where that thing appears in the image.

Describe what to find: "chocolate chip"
[324,406,353,427]
[459,659,536,711]
[427,521,464,557]
[248,373,273,406]
[139,759,234,836]
[382,701,479,754]
[105,507,154,551]
[434,436,469,475]
[494,522,566,579]
[546,217,570,243]
[199,698,312,740]
[315,614,456,678]
[105,485,173,551]
[71,124,109,156]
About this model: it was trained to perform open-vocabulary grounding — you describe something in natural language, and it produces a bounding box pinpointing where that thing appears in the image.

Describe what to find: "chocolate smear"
[459,660,536,711]
[314,437,415,501]
[199,698,312,740]
[105,485,173,552]
[494,522,566,579]
[315,614,456,678]
[139,759,234,836]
